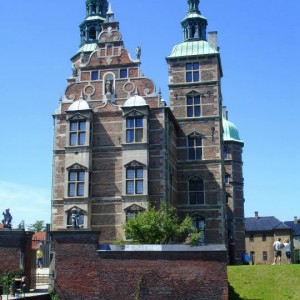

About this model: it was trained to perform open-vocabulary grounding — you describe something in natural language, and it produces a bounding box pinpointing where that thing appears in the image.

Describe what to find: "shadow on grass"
[229,283,243,300]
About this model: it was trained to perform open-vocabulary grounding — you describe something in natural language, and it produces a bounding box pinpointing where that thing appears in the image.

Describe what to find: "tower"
[166,0,226,245]
[166,0,245,260]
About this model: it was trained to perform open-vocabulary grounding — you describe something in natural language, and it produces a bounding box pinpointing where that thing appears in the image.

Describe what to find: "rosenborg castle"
[51,0,245,263]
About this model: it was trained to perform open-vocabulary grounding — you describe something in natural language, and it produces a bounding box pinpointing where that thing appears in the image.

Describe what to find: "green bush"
[124,205,199,244]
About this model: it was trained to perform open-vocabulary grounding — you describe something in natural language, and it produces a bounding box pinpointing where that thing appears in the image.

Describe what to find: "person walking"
[272,238,283,265]
[36,247,44,269]
[283,239,292,264]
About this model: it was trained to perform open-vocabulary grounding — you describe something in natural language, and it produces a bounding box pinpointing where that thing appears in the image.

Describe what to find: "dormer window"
[126,116,143,143]
[70,120,86,146]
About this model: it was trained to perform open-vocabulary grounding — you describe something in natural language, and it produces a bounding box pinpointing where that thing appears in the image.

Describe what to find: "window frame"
[68,169,85,197]
[187,134,203,160]
[188,177,205,205]
[126,116,144,143]
[186,62,200,83]
[186,94,201,118]
[91,71,99,81]
[120,68,128,79]
[126,167,144,195]
[69,120,86,146]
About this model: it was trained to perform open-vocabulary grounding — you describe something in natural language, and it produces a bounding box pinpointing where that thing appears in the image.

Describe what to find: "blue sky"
[0,0,299,228]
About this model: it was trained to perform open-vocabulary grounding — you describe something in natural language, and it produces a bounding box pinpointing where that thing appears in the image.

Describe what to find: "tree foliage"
[124,205,198,244]
[27,220,46,232]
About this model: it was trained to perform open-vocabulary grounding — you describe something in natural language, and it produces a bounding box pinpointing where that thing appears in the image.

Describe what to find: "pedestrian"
[242,252,250,265]
[36,247,44,269]
[283,238,292,264]
[272,238,283,265]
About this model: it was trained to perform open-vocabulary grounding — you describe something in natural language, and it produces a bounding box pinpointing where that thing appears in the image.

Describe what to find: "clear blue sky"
[0,0,299,228]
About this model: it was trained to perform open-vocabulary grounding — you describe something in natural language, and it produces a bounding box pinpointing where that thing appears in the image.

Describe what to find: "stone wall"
[51,231,228,300]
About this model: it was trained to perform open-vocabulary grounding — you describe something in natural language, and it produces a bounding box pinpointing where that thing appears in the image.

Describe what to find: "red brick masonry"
[51,231,228,300]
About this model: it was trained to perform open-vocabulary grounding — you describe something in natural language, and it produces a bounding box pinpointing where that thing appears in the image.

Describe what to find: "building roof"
[68,99,91,111]
[123,95,147,107]
[222,118,243,143]
[284,221,300,236]
[245,216,290,232]
[167,40,218,58]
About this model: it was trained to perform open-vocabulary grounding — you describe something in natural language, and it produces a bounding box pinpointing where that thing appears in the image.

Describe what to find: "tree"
[28,220,46,232]
[17,220,25,230]
[124,205,198,244]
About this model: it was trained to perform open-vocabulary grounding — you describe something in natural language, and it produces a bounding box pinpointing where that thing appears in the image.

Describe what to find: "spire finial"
[188,0,200,13]
[106,3,114,22]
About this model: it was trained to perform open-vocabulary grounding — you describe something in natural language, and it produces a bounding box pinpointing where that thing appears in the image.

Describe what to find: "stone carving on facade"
[135,45,141,60]
[71,207,81,228]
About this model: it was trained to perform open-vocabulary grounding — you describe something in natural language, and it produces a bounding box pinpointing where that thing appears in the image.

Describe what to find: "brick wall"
[51,231,228,300]
[0,230,33,287]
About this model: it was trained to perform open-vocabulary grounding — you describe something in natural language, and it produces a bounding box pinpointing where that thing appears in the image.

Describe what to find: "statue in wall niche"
[71,207,80,228]
[2,208,12,229]
[72,64,78,77]
[105,79,114,95]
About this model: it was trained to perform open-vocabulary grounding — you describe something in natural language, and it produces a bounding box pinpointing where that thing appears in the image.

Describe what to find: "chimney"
[222,106,228,120]
[255,211,259,219]
[208,31,219,51]
[294,216,298,224]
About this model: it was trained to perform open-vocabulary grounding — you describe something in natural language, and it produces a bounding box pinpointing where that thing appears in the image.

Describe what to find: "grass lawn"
[228,264,300,300]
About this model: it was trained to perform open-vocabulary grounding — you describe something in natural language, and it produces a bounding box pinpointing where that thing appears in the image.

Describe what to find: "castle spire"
[181,0,207,41]
[79,0,109,47]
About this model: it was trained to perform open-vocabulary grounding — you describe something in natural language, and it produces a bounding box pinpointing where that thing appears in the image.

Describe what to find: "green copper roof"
[222,118,243,143]
[167,40,218,58]
[181,12,207,22]
[77,43,97,54]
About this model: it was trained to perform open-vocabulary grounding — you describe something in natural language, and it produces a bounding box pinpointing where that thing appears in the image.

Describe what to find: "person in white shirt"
[283,239,292,264]
[272,238,283,265]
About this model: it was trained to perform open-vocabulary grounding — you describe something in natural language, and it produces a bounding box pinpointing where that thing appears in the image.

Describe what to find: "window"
[192,216,205,244]
[126,117,143,143]
[249,234,254,242]
[263,251,268,261]
[68,170,85,197]
[91,71,99,81]
[126,167,143,195]
[70,120,86,146]
[188,135,202,160]
[88,27,96,41]
[125,204,145,221]
[189,178,204,205]
[120,69,128,78]
[262,234,267,241]
[225,174,230,184]
[187,95,201,117]
[186,62,200,82]
[224,147,228,159]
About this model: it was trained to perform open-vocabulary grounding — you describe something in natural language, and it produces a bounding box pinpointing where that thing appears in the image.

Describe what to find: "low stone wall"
[51,231,228,300]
